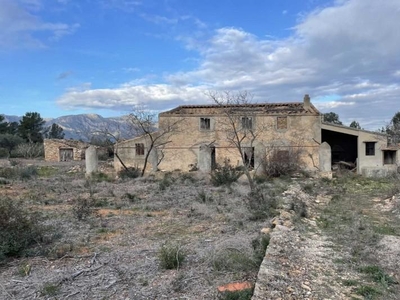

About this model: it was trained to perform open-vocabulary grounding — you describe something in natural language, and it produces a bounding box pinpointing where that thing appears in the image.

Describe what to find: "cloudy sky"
[1,0,399,130]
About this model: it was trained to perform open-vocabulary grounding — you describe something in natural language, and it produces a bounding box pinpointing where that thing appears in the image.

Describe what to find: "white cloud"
[0,0,79,49]
[57,83,211,111]
[57,0,400,129]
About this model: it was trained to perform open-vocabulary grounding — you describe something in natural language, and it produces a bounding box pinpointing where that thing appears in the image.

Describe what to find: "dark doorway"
[60,148,73,161]
[211,146,216,170]
[321,129,357,164]
[243,147,255,168]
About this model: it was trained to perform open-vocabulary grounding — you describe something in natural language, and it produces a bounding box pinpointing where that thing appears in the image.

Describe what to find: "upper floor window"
[200,117,211,130]
[277,117,288,130]
[241,117,253,130]
[135,143,145,156]
[365,142,376,156]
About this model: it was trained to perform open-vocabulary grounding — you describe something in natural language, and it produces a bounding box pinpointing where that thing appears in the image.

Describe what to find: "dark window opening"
[365,142,376,156]
[242,117,253,130]
[135,143,145,156]
[243,147,254,168]
[277,117,288,130]
[383,150,396,164]
[276,150,290,161]
[200,117,211,130]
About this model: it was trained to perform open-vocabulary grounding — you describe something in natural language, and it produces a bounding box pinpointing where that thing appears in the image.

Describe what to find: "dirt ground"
[0,159,399,300]
[0,159,269,299]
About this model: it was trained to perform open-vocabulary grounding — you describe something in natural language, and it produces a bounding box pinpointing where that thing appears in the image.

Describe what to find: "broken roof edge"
[159,101,320,116]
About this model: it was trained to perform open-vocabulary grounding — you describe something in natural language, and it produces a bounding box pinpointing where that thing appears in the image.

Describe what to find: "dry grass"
[1,159,399,299]
[0,159,277,299]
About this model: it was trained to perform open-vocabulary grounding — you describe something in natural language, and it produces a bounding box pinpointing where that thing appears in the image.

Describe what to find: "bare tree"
[128,106,183,177]
[206,91,269,190]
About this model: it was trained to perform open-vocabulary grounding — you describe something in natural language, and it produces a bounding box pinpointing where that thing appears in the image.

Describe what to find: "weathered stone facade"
[115,95,399,177]
[44,139,89,162]
[114,95,322,174]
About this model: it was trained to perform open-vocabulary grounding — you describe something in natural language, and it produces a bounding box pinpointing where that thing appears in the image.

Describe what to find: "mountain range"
[1,114,133,141]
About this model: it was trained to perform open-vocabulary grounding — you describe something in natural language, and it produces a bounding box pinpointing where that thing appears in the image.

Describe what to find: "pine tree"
[18,112,45,143]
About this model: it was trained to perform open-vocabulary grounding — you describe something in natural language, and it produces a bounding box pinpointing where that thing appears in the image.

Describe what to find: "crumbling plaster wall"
[115,113,321,173]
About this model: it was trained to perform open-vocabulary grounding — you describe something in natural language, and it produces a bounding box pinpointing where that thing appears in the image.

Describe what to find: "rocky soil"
[0,159,399,300]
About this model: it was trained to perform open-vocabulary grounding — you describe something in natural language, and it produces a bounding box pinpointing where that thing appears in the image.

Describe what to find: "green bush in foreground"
[0,198,44,259]
[210,164,243,187]
[218,288,253,300]
[158,242,186,270]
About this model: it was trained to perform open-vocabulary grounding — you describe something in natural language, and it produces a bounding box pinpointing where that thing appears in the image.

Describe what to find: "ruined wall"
[115,112,321,174]
[44,139,88,162]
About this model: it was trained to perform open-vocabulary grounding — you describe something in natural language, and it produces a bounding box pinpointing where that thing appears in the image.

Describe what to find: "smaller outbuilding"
[44,139,89,162]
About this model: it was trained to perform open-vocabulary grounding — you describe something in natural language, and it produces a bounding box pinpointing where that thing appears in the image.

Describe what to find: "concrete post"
[85,146,98,176]
[319,142,332,178]
[198,144,212,172]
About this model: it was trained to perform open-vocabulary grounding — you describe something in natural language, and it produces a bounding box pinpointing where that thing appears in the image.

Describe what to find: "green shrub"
[41,283,59,296]
[118,167,140,179]
[0,178,9,185]
[252,234,270,265]
[0,165,38,180]
[123,192,140,203]
[211,164,243,187]
[212,248,257,272]
[0,148,9,158]
[196,190,213,203]
[19,165,38,180]
[218,288,254,300]
[179,173,196,183]
[37,166,58,177]
[159,173,174,191]
[158,242,185,270]
[247,188,278,221]
[0,198,44,259]
[90,172,112,182]
[355,285,380,297]
[72,198,94,221]
[359,265,396,287]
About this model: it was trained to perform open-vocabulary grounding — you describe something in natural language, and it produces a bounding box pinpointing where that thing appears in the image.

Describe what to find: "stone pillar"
[198,144,212,172]
[319,142,332,178]
[85,146,98,176]
[254,144,266,175]
[149,147,159,172]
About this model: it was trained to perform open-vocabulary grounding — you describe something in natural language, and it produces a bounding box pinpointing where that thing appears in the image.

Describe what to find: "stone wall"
[44,139,89,162]
[114,112,322,174]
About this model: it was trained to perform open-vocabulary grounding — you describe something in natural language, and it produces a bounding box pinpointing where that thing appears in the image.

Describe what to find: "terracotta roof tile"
[160,102,320,116]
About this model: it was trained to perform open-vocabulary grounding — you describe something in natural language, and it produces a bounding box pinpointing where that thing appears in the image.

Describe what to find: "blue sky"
[1,0,400,130]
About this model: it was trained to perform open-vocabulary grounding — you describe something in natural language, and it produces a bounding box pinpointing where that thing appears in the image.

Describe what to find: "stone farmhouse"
[114,95,399,177]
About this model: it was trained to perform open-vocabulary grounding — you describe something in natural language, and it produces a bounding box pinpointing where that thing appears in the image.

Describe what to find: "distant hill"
[1,113,133,141]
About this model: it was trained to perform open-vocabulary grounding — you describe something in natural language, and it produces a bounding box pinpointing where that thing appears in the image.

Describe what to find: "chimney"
[303,94,311,110]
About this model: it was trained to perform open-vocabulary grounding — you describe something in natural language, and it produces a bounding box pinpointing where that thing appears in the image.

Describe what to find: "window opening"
[241,117,253,130]
[365,142,376,156]
[200,117,211,130]
[135,143,145,156]
[383,150,396,164]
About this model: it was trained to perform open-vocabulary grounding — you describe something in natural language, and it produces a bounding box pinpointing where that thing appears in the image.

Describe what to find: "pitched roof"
[160,102,320,116]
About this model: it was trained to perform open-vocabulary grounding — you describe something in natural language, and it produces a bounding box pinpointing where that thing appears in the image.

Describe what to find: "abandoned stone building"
[44,139,89,162]
[115,95,399,177]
